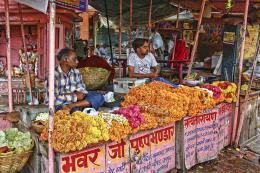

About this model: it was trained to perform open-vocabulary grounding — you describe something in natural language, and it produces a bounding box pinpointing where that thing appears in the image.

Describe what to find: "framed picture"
[223,32,236,45]
[0,56,7,76]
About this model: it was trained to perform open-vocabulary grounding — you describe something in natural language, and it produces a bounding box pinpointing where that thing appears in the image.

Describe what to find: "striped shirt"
[45,66,87,106]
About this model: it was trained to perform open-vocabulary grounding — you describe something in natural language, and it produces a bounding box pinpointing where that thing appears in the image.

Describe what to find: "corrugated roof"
[89,0,179,26]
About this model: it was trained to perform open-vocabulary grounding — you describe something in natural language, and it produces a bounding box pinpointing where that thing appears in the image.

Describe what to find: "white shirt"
[99,47,108,56]
[150,32,164,49]
[127,53,158,74]
[94,48,101,56]
[168,40,174,54]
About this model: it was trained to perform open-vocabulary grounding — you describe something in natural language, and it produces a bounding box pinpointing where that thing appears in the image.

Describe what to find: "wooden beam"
[187,0,207,76]
[232,0,250,145]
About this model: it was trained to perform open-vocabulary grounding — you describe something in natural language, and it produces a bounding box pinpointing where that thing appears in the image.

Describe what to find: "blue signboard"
[55,0,88,12]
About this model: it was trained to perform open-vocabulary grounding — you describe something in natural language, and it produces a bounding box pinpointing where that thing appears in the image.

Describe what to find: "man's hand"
[63,104,72,111]
[149,73,159,78]
[74,91,86,101]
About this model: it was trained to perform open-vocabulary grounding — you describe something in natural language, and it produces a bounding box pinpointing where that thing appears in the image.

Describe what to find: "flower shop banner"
[59,124,175,173]
[184,103,233,169]
[55,0,87,12]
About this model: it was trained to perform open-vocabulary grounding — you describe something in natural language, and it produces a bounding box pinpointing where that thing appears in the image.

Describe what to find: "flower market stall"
[1,0,260,173]
[26,80,237,173]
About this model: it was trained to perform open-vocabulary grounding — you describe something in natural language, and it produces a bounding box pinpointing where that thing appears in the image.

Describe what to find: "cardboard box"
[113,78,149,93]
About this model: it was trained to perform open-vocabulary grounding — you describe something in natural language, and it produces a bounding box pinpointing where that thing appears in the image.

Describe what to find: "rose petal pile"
[200,84,222,99]
[113,105,144,129]
[212,81,237,103]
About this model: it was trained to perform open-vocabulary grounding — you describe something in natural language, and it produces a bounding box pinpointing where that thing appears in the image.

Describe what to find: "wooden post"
[235,3,257,146]
[104,0,114,65]
[18,3,33,104]
[232,0,250,145]
[48,1,56,173]
[187,0,206,76]
[4,0,13,112]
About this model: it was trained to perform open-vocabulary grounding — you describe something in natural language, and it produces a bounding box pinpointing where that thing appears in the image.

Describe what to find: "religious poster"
[244,25,259,59]
[150,124,175,173]
[106,140,130,173]
[60,144,106,173]
[223,32,236,45]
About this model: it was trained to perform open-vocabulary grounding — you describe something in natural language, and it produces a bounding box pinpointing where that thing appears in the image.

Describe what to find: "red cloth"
[168,39,189,67]
[78,55,115,81]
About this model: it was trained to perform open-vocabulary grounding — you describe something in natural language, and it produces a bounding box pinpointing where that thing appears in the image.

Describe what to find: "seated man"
[45,48,104,112]
[127,38,177,87]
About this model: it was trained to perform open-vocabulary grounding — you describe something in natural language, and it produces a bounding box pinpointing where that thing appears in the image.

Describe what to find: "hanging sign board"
[16,0,49,13]
[55,0,88,12]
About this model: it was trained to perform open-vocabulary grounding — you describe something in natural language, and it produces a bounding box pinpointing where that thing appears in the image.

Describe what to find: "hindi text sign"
[129,131,152,173]
[60,145,105,173]
[106,140,130,173]
[150,124,175,173]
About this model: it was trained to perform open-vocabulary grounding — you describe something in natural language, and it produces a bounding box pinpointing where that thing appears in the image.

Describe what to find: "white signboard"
[16,0,49,14]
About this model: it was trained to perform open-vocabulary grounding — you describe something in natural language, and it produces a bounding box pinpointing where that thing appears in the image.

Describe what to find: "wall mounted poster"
[223,32,235,45]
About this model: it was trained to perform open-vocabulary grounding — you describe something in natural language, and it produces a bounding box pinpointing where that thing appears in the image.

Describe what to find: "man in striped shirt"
[45,48,104,112]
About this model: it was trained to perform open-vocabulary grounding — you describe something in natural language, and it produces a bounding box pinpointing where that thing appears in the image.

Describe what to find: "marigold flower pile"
[39,81,237,152]
[40,110,109,153]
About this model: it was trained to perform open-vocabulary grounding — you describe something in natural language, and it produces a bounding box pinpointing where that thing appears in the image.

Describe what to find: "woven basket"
[3,112,20,123]
[31,121,45,134]
[0,149,33,173]
[79,67,111,90]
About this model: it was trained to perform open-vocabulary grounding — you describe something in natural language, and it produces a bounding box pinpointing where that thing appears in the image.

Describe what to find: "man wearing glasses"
[45,48,104,112]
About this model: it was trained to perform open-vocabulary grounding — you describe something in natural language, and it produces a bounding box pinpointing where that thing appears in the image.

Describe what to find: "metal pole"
[18,3,33,104]
[233,0,252,145]
[48,1,56,173]
[104,0,114,65]
[176,0,180,29]
[119,0,122,59]
[4,0,13,112]
[187,0,206,76]
[148,0,152,36]
[170,0,180,68]
[129,0,133,45]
